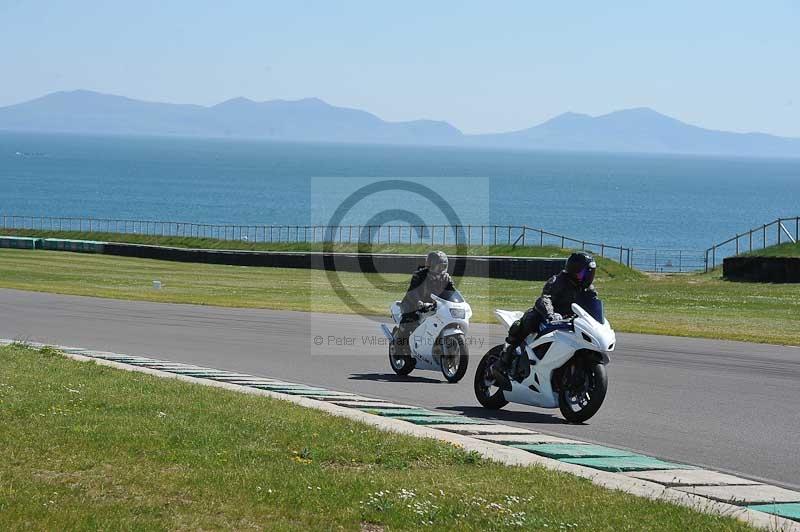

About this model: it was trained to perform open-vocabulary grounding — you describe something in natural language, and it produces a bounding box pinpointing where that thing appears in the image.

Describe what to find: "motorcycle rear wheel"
[474,346,508,409]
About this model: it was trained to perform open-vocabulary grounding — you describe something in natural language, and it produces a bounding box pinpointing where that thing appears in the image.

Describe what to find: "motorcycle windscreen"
[437,289,465,303]
[577,294,604,322]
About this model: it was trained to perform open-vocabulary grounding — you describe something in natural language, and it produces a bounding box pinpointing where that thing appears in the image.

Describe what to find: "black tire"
[440,335,469,383]
[388,327,415,376]
[558,358,608,423]
[473,345,509,409]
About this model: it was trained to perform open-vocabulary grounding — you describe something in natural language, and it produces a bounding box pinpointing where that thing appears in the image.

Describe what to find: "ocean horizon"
[1,130,798,252]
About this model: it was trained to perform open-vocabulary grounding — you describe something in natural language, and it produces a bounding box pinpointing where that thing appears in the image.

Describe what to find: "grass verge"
[0,228,639,279]
[0,248,797,345]
[0,343,753,531]
[743,242,800,257]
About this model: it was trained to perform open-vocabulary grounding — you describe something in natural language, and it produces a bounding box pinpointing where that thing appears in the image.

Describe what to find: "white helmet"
[426,250,448,277]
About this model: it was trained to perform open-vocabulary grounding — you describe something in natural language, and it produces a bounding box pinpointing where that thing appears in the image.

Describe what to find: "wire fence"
[1,213,726,272]
[628,248,707,273]
[704,216,799,271]
[0,213,634,262]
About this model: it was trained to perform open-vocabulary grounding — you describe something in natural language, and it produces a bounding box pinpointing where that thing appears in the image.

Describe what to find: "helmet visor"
[576,262,596,287]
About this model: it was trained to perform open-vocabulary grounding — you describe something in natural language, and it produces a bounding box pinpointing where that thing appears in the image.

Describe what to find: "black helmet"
[565,252,596,289]
[426,250,448,277]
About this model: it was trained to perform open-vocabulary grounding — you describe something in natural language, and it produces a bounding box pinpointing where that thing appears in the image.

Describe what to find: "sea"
[1,131,798,252]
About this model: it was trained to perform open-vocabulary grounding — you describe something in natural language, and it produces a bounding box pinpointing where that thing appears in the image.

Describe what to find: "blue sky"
[1,1,798,136]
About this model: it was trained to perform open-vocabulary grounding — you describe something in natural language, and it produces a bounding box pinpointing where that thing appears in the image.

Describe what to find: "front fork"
[552,357,587,395]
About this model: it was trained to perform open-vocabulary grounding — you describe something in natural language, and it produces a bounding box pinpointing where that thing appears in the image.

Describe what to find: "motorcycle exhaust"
[380,324,395,342]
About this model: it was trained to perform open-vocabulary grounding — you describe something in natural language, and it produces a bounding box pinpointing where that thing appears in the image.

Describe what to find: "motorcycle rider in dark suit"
[492,252,598,391]
[395,251,455,354]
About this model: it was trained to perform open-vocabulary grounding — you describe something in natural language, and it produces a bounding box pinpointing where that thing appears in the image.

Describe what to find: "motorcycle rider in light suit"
[395,251,455,354]
[492,252,598,391]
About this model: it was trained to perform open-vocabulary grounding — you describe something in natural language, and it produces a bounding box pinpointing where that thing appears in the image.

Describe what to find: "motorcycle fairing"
[503,329,578,408]
[496,302,615,409]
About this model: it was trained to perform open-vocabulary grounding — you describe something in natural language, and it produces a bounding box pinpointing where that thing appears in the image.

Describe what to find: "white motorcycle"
[380,289,472,383]
[474,298,614,423]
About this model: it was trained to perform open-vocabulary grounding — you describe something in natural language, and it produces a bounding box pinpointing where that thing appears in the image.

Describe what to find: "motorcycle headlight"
[449,308,466,319]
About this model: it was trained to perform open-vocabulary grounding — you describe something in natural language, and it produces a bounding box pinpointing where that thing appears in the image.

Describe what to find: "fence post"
[735,234,739,255]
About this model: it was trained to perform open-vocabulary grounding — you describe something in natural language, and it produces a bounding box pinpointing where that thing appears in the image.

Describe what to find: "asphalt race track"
[1,288,798,489]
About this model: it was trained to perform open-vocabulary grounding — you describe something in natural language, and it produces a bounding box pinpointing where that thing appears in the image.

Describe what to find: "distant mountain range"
[2,90,799,158]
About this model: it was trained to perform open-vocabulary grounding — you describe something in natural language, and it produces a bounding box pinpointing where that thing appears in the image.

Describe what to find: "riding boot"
[491,343,515,391]
[396,319,417,357]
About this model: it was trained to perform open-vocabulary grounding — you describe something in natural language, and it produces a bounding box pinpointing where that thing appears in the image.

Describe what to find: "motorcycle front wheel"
[473,346,508,409]
[388,327,415,376]
[440,335,469,383]
[558,358,608,423]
